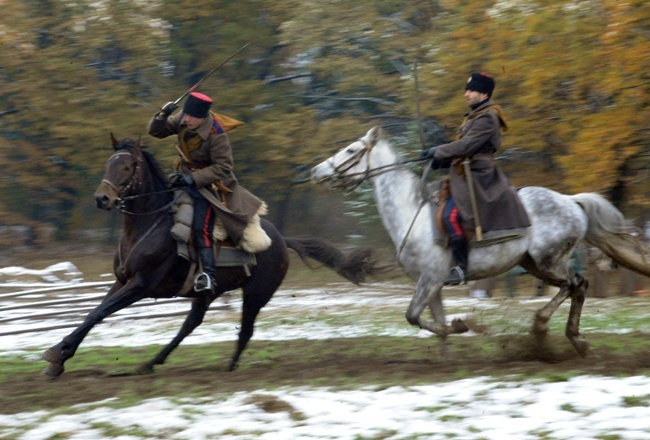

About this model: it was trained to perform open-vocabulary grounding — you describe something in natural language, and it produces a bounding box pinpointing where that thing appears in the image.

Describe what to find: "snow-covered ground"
[1,262,650,439]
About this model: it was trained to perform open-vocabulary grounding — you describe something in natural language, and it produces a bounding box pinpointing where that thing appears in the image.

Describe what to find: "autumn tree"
[1,0,647,244]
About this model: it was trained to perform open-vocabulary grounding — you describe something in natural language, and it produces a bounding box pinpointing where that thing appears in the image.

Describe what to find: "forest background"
[1,0,648,250]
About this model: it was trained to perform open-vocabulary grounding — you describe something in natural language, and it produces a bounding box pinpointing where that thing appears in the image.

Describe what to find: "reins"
[117,214,166,275]
[398,159,433,257]
[315,135,436,255]
[115,200,174,216]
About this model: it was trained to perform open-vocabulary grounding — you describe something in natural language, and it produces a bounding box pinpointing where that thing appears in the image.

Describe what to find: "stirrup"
[444,266,466,286]
[194,272,215,292]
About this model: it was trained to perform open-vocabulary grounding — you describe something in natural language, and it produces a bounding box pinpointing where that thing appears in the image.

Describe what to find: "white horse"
[311,126,650,356]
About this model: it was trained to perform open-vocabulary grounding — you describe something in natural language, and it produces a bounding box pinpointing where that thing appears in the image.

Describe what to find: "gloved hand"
[419,146,437,160]
[168,172,194,188]
[160,101,179,116]
[182,173,195,187]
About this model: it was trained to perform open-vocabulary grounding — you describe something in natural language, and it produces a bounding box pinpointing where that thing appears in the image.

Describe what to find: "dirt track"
[3,246,650,416]
[4,332,650,415]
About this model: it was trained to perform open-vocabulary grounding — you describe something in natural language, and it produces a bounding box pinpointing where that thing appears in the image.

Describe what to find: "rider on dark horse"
[147,92,264,292]
[420,72,530,285]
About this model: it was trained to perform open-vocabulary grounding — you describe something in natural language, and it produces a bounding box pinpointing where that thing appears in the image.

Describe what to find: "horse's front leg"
[405,275,450,337]
[137,295,212,374]
[42,277,145,377]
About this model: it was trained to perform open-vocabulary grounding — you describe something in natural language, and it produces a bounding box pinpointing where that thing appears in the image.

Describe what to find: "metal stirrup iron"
[194,272,214,292]
[445,266,466,285]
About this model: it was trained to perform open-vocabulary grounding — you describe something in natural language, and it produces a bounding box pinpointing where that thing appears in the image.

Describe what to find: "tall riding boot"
[445,236,469,285]
[195,247,218,292]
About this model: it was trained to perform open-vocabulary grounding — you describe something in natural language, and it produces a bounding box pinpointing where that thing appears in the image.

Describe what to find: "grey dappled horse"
[312,126,650,356]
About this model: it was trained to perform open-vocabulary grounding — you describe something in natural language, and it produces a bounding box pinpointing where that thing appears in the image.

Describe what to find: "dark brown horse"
[42,135,380,377]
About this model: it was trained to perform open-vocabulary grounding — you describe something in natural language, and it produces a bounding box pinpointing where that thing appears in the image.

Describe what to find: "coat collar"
[466,99,493,117]
[464,100,508,132]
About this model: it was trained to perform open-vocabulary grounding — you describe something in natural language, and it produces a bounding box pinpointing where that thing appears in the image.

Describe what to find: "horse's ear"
[370,125,383,143]
[110,132,118,149]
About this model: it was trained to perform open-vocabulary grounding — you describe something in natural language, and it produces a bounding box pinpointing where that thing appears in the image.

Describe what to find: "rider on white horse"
[420,72,530,285]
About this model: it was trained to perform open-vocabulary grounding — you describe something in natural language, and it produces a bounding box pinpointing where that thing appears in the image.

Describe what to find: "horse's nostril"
[96,195,110,209]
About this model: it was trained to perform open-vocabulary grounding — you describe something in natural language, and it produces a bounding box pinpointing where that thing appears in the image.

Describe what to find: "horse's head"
[311,126,385,190]
[94,133,145,210]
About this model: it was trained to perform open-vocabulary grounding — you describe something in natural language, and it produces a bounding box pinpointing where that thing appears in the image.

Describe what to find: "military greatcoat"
[433,100,530,233]
[147,112,262,244]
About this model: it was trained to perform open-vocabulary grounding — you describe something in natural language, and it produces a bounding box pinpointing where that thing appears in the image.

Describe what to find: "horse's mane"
[115,138,169,189]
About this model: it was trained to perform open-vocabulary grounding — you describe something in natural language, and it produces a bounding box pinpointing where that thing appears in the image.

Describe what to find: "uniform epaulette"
[211,118,225,135]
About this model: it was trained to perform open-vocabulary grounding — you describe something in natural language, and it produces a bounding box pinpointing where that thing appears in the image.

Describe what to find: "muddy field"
[4,333,650,414]
[2,248,650,438]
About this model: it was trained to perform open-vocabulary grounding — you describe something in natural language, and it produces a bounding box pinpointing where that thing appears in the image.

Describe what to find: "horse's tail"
[571,192,650,276]
[284,237,381,285]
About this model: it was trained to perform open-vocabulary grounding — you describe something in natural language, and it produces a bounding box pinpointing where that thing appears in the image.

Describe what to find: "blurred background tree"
[1,0,647,247]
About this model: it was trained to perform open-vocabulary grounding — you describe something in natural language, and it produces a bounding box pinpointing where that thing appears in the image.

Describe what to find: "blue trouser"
[441,197,464,239]
[441,196,469,277]
[187,187,215,249]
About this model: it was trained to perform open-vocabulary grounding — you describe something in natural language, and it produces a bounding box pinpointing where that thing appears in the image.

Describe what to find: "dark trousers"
[188,187,215,249]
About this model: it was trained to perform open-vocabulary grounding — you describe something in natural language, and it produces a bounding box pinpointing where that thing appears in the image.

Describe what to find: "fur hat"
[466,72,495,97]
[183,92,212,118]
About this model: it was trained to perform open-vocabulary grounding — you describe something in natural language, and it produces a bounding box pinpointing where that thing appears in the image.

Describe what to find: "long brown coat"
[434,100,530,233]
[147,112,263,243]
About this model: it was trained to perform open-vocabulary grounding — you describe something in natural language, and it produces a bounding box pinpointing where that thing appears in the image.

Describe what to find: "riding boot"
[445,236,469,285]
[195,247,218,292]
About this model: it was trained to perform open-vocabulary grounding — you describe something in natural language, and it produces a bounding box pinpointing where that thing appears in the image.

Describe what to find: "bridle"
[315,133,436,256]
[315,135,423,192]
[102,149,173,216]
[100,147,178,277]
[101,150,142,197]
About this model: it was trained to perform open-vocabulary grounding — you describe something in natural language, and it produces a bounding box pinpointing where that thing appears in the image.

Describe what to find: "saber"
[173,43,250,105]
[462,159,483,241]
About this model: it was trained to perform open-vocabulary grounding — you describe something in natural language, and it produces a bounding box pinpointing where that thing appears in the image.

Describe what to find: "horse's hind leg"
[531,270,589,357]
[137,295,212,374]
[228,298,259,371]
[565,276,589,356]
[532,285,571,337]
[229,279,281,371]
[229,282,279,372]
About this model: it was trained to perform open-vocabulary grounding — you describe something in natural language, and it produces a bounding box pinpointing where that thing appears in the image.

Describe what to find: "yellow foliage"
[558,108,644,193]
[1,0,648,235]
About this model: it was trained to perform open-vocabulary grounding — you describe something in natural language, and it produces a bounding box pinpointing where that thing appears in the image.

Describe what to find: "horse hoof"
[44,363,64,378]
[451,318,469,333]
[228,361,239,372]
[41,348,62,364]
[135,363,155,375]
[531,323,548,337]
[572,340,589,357]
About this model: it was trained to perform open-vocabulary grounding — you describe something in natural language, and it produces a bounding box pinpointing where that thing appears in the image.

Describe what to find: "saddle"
[431,178,526,248]
[170,189,267,270]
[175,240,257,297]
